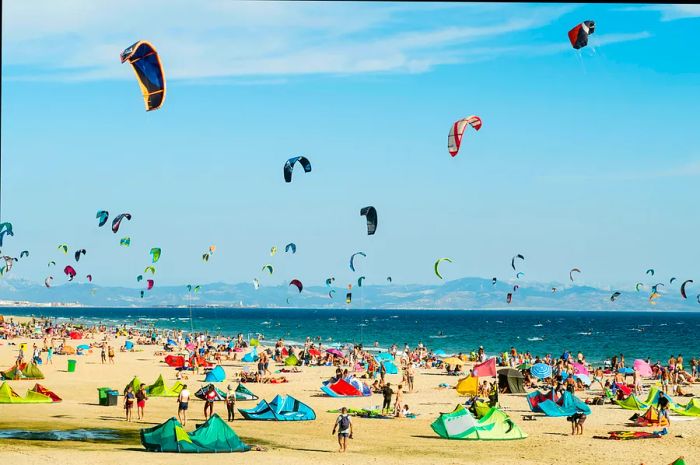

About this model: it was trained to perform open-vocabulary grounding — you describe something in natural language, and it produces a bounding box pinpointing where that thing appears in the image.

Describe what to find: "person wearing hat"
[225,383,236,422]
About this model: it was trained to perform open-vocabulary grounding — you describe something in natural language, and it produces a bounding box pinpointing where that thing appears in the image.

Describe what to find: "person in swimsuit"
[124,385,135,422]
[177,384,190,426]
[136,383,148,420]
[204,384,217,419]
[381,382,393,415]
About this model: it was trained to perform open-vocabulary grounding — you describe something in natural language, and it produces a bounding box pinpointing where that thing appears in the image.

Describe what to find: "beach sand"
[0,316,697,465]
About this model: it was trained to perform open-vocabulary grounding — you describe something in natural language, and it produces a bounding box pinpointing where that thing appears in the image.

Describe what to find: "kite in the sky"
[569,268,581,281]
[285,243,296,254]
[349,252,366,272]
[511,254,525,271]
[283,156,312,183]
[0,223,14,247]
[74,249,86,262]
[150,247,161,263]
[96,210,109,227]
[112,213,132,234]
[434,257,452,280]
[448,116,482,157]
[360,206,378,235]
[568,20,595,49]
[120,237,131,247]
[289,279,303,293]
[64,265,77,281]
[120,40,166,111]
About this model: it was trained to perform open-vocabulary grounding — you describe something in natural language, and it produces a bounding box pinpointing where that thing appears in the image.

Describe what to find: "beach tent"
[456,376,478,396]
[673,398,700,417]
[195,384,226,401]
[380,360,399,374]
[124,340,134,350]
[141,415,249,453]
[497,369,525,394]
[125,376,143,393]
[204,365,226,383]
[69,331,82,339]
[321,379,370,397]
[0,382,53,404]
[526,390,558,413]
[147,375,184,397]
[241,348,258,363]
[22,362,45,380]
[431,405,479,439]
[633,406,669,427]
[164,355,185,368]
[284,354,298,366]
[431,405,527,440]
[538,391,591,417]
[31,384,62,402]
[234,383,258,401]
[187,414,250,452]
[1,364,26,380]
[615,394,648,411]
[63,345,76,355]
[633,359,653,378]
[238,394,316,421]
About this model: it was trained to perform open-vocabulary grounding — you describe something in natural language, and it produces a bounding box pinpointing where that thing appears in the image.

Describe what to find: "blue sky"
[2,2,699,292]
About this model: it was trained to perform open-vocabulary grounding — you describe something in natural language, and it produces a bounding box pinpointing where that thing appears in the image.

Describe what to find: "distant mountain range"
[1,277,697,311]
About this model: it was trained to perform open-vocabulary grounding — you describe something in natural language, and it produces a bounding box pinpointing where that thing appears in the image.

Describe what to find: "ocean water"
[8,308,700,364]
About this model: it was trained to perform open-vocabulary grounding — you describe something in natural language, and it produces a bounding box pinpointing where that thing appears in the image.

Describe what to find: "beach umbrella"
[517,362,532,371]
[441,357,465,366]
[618,367,634,375]
[530,363,552,380]
[572,362,589,376]
[326,348,344,357]
[633,359,653,378]
[574,374,591,386]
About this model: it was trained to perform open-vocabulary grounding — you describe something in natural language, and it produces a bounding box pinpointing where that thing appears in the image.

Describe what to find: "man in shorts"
[177,384,190,426]
[332,407,353,452]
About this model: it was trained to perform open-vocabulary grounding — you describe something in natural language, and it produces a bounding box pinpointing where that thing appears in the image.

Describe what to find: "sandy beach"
[0,315,696,465]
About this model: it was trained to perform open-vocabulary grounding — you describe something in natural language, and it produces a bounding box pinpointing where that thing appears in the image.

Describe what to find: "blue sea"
[8,308,700,364]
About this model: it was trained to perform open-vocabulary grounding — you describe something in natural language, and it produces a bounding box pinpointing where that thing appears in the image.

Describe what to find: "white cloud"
[622,5,700,21]
[1,2,646,82]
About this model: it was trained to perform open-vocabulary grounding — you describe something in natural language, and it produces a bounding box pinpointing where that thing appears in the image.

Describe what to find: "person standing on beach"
[100,345,106,364]
[226,384,236,422]
[382,382,394,415]
[204,384,217,419]
[124,385,135,422]
[379,362,387,386]
[177,384,190,426]
[394,384,404,417]
[47,346,53,365]
[406,363,415,392]
[136,383,148,420]
[108,345,115,364]
[332,407,353,453]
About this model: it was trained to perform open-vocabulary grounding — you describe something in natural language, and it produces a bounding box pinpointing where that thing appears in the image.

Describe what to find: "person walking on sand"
[382,382,394,415]
[332,407,353,453]
[124,385,135,422]
[177,384,190,426]
[108,345,115,364]
[204,384,217,419]
[225,384,236,422]
[47,346,53,365]
[136,383,148,420]
[100,344,106,364]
